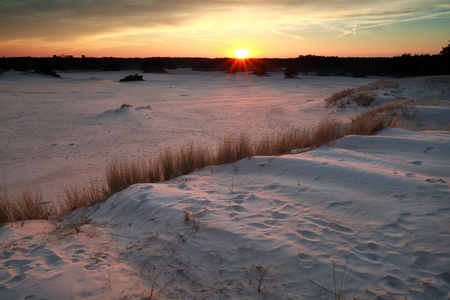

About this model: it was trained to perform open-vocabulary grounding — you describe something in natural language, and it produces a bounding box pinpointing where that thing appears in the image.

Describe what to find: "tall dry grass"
[356,101,410,119]
[254,128,311,156]
[325,88,355,106]
[355,78,399,92]
[215,134,252,165]
[347,114,392,135]
[0,188,50,224]
[106,157,151,193]
[59,182,110,215]
[311,119,345,146]
[0,104,409,226]
[326,79,401,109]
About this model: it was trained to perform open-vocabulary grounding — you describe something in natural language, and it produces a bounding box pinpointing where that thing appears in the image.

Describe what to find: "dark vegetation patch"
[119,74,144,82]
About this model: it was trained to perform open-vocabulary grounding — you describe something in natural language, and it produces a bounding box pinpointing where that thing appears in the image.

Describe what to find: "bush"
[119,74,144,82]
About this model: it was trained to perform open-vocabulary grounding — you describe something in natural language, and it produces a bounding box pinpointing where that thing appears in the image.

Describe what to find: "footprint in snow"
[423,147,434,153]
[426,178,446,184]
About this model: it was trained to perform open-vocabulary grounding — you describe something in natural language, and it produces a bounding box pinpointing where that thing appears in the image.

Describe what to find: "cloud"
[335,7,450,38]
[272,30,305,40]
[0,0,207,41]
[0,0,448,55]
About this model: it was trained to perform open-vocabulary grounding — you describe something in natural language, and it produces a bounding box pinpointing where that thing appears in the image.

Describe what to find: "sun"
[234,48,250,59]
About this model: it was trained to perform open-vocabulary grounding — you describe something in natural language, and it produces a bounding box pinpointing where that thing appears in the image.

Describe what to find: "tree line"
[1,44,449,78]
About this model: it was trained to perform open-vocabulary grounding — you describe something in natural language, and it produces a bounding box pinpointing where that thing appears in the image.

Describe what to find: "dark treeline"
[1,49,449,78]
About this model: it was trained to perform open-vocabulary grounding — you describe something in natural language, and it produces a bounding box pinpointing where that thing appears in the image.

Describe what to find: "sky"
[0,0,449,58]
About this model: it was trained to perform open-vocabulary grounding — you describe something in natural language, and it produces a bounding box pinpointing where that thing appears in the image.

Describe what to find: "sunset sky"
[0,0,449,58]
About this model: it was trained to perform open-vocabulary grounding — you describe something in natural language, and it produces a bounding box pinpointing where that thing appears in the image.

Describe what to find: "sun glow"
[234,48,250,58]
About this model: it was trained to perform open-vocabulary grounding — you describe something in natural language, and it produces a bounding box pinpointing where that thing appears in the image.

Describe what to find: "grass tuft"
[325,79,402,108]
[215,134,252,165]
[350,93,376,107]
[0,188,50,224]
[182,206,200,231]
[310,119,344,146]
[60,182,110,214]
[254,129,311,156]
[347,114,390,135]
[325,88,355,106]
[105,158,149,194]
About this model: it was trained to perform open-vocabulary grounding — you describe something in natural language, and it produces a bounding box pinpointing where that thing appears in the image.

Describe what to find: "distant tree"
[317,65,333,76]
[440,41,450,56]
[35,60,60,77]
[252,64,269,76]
[297,55,312,75]
[284,65,299,78]
[141,59,167,73]
[437,41,450,74]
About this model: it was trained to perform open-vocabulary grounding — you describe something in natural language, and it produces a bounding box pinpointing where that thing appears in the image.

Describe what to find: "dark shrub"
[119,74,144,82]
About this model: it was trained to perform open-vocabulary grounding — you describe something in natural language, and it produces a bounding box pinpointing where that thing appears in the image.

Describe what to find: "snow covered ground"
[0,69,379,199]
[0,71,449,299]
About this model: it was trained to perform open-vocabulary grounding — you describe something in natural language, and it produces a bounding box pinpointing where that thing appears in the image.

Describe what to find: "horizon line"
[1,52,444,60]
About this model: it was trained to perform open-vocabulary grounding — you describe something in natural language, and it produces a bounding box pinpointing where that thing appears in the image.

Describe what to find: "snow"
[0,69,379,199]
[0,70,449,299]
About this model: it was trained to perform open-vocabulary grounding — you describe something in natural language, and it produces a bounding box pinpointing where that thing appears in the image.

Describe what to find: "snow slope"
[1,128,449,299]
[0,72,449,299]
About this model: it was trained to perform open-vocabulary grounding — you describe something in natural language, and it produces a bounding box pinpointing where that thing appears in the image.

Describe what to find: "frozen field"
[1,69,377,199]
[0,71,449,299]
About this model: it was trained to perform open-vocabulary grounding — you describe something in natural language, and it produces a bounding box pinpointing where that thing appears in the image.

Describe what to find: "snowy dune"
[0,71,449,299]
[1,69,379,199]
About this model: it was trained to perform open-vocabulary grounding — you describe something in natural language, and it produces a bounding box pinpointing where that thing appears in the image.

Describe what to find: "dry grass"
[326,89,376,108]
[215,134,252,165]
[350,93,376,107]
[183,207,200,231]
[254,120,344,156]
[120,103,133,109]
[356,79,399,92]
[0,116,392,226]
[356,101,411,119]
[1,97,436,226]
[106,157,151,194]
[177,143,212,175]
[346,114,392,135]
[325,88,355,106]
[344,102,409,135]
[0,188,50,224]
[311,119,345,146]
[254,129,311,156]
[159,142,213,181]
[105,143,213,194]
[60,182,110,215]
[326,79,401,109]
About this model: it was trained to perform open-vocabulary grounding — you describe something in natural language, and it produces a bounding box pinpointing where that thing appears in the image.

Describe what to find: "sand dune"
[1,71,449,299]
